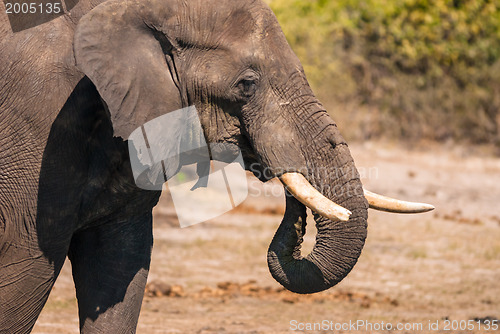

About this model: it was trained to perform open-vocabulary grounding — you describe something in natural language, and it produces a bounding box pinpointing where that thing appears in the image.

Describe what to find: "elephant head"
[74,0,433,293]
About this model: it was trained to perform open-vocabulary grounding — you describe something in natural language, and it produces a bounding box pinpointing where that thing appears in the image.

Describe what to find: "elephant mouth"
[279,172,434,220]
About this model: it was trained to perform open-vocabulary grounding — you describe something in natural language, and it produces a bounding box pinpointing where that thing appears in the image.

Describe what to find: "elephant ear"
[74,0,184,139]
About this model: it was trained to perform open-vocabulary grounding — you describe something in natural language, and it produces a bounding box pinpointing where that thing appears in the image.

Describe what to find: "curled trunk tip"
[267,188,367,294]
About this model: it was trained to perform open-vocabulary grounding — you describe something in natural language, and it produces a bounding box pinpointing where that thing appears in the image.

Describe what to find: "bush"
[267,0,500,146]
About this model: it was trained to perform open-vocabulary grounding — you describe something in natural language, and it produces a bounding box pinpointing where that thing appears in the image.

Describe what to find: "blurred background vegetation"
[266,0,500,148]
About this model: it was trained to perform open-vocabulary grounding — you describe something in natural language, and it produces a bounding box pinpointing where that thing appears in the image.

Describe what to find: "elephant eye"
[237,79,257,98]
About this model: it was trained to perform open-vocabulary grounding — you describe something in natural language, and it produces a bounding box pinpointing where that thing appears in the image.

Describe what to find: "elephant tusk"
[279,173,352,222]
[364,189,435,213]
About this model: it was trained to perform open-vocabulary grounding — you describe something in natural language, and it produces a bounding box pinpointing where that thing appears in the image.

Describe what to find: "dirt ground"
[32,142,500,334]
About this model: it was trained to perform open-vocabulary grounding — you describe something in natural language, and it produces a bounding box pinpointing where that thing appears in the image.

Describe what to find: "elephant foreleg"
[68,214,153,333]
[0,239,67,334]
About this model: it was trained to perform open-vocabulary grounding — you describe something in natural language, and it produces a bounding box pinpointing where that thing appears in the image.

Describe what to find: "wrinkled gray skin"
[0,0,368,332]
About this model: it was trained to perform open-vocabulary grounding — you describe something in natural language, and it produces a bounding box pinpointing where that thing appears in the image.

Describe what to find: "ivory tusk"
[364,189,435,213]
[279,173,352,222]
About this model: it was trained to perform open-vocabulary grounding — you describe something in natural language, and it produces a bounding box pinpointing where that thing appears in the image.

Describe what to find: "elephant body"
[1,14,162,331]
[0,0,370,332]
[1,47,160,333]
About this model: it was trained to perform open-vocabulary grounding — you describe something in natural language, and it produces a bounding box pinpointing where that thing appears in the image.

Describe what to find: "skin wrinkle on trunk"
[267,191,367,293]
[242,71,369,293]
[266,109,368,293]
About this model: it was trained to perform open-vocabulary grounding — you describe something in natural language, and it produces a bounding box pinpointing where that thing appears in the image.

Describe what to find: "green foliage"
[267,0,500,145]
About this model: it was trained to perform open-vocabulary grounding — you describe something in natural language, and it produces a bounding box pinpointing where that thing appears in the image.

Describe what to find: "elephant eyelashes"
[237,79,257,99]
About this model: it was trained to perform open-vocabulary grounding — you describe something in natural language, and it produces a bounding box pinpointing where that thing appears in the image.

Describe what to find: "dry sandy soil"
[32,142,500,334]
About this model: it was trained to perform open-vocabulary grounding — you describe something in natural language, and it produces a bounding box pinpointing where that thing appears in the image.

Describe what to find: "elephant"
[0,0,434,332]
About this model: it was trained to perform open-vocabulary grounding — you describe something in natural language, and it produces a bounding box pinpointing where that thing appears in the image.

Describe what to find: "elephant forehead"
[179,0,281,48]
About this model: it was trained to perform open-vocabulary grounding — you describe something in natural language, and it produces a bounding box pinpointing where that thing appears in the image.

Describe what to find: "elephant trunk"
[264,111,368,294]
